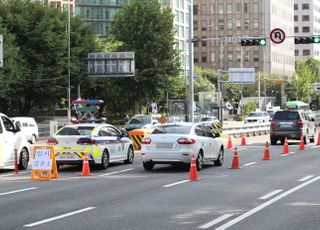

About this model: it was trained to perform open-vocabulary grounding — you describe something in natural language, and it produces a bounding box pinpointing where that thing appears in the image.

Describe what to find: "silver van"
[12,117,39,144]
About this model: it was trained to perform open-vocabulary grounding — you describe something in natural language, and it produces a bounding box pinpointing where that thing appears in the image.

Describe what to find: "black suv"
[270,110,316,145]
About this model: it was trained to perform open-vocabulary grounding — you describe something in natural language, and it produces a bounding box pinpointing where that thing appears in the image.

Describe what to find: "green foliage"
[243,101,258,116]
[107,0,182,113]
[194,67,216,101]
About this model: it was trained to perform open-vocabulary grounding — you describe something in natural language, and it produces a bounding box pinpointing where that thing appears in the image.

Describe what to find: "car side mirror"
[121,128,129,137]
[311,118,315,122]
[14,124,21,132]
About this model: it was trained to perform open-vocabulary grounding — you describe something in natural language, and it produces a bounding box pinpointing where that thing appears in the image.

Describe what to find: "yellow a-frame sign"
[31,146,58,180]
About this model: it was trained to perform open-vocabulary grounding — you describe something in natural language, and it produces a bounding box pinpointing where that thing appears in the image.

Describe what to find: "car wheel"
[310,130,315,143]
[303,135,309,145]
[30,135,37,144]
[196,152,204,171]
[100,150,109,170]
[143,161,154,171]
[214,148,224,166]
[124,146,134,164]
[280,138,285,145]
[18,148,29,170]
[270,137,277,145]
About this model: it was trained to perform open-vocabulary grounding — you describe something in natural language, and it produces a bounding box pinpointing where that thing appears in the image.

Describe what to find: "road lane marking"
[280,152,294,156]
[311,146,319,148]
[243,162,257,167]
[258,190,283,200]
[0,187,37,196]
[198,214,233,229]
[215,176,320,230]
[163,180,190,188]
[0,171,31,177]
[98,168,134,177]
[298,175,315,182]
[236,148,247,151]
[23,207,96,228]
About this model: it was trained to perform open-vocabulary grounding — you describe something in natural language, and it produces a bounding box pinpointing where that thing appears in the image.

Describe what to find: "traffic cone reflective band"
[299,136,305,151]
[241,133,246,146]
[231,147,240,169]
[188,154,199,181]
[81,153,91,176]
[317,131,320,145]
[263,141,271,160]
[282,137,289,154]
[227,135,232,149]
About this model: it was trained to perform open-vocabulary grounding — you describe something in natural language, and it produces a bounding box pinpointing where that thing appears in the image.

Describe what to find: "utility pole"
[188,4,194,122]
[67,3,71,123]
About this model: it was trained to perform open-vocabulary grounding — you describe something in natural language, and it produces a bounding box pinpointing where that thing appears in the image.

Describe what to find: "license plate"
[59,153,76,160]
[280,124,292,128]
[156,143,173,149]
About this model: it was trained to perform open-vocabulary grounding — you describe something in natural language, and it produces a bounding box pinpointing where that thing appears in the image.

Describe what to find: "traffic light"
[241,38,266,46]
[295,36,320,44]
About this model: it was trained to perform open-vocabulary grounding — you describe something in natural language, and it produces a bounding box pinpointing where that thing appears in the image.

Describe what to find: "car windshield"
[128,116,151,125]
[273,111,300,120]
[200,117,215,121]
[152,125,192,134]
[249,112,263,117]
[57,126,94,136]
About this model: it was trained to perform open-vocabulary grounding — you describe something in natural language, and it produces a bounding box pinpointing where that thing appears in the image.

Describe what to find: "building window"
[294,4,298,10]
[302,15,310,21]
[295,50,299,56]
[193,5,198,15]
[236,19,241,30]
[194,52,198,63]
[227,19,233,30]
[227,3,232,14]
[218,4,224,14]
[253,3,259,13]
[244,3,248,13]
[202,52,207,63]
[236,51,241,62]
[253,18,259,29]
[193,37,198,47]
[201,4,207,14]
[236,3,241,13]
[244,52,249,62]
[210,52,215,62]
[294,27,299,33]
[218,18,224,30]
[253,50,259,62]
[193,21,198,31]
[201,37,207,46]
[244,19,249,30]
[303,49,310,56]
[302,26,310,32]
[227,51,233,62]
[294,15,298,21]
[302,3,309,10]
[209,4,215,14]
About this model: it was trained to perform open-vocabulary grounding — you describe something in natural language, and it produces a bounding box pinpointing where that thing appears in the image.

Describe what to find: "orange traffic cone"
[81,153,91,176]
[282,137,289,154]
[299,136,305,151]
[227,135,232,149]
[231,147,240,169]
[317,131,320,145]
[263,141,271,160]
[188,154,199,181]
[241,133,246,146]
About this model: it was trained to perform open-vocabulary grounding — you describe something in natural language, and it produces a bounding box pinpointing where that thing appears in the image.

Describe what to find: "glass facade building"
[75,0,129,37]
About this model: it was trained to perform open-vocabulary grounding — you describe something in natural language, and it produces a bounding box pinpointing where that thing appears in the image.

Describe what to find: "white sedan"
[47,123,134,169]
[141,123,224,171]
[244,112,270,123]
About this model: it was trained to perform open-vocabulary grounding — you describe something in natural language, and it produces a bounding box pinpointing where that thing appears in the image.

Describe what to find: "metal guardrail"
[222,122,270,138]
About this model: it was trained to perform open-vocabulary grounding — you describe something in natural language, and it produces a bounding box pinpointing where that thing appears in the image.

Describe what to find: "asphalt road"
[0,135,320,230]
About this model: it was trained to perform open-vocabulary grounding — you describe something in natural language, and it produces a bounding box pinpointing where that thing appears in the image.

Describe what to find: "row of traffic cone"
[227,134,247,149]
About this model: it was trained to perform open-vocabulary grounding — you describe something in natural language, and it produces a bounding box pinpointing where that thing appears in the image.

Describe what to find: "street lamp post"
[67,2,71,123]
[188,4,194,122]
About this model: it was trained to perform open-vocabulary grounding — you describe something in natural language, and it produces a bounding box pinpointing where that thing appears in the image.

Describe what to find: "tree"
[108,0,182,113]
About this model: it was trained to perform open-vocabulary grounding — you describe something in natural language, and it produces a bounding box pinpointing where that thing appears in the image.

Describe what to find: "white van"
[0,113,30,170]
[11,117,39,144]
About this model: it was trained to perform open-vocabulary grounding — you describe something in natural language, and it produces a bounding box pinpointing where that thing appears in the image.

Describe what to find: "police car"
[47,123,134,169]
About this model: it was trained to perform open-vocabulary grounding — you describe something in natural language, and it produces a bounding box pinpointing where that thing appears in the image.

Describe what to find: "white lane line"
[98,168,134,177]
[298,175,315,182]
[311,146,319,149]
[258,190,283,200]
[280,152,295,156]
[236,148,247,151]
[0,187,37,196]
[163,180,190,188]
[0,171,31,177]
[243,162,257,167]
[119,168,134,173]
[199,214,233,229]
[215,176,320,230]
[23,207,96,228]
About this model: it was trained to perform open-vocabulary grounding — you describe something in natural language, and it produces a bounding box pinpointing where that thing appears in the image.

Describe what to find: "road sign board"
[88,52,135,77]
[314,83,320,92]
[228,68,255,84]
[270,28,286,44]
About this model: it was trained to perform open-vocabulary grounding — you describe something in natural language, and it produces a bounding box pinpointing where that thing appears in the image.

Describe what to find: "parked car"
[0,113,30,170]
[270,110,316,145]
[47,123,134,169]
[244,112,270,123]
[199,116,220,128]
[123,114,160,132]
[167,116,183,123]
[141,122,224,171]
[12,117,38,144]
